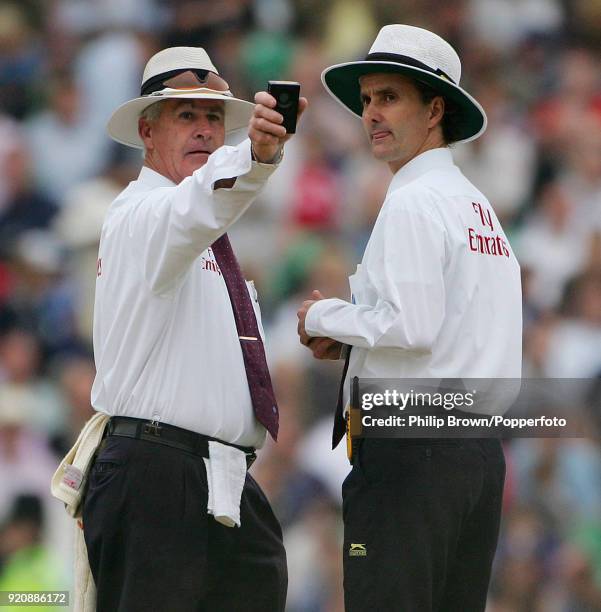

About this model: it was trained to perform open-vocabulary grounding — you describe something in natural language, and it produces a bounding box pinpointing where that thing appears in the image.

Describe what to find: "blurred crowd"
[0,0,600,610]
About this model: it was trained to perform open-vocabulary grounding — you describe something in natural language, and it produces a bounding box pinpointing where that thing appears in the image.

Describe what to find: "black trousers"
[342,438,505,612]
[82,436,287,612]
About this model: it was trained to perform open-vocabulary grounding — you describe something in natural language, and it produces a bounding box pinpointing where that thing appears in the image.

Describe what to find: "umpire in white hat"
[82,46,306,611]
[297,24,522,611]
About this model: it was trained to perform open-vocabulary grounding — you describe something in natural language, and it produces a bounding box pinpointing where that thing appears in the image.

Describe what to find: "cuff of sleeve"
[209,139,278,187]
[251,142,284,167]
[245,140,280,182]
[304,299,333,337]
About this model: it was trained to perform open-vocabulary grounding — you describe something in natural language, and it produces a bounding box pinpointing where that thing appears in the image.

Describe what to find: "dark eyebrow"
[367,87,398,97]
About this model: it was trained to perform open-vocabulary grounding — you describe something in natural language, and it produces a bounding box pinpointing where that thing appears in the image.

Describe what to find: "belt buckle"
[143,418,162,437]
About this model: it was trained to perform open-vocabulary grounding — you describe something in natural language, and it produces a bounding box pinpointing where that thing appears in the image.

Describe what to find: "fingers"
[297,300,319,348]
[297,319,342,359]
[310,338,342,360]
[250,93,309,159]
[254,91,276,108]
[297,300,315,320]
[249,92,287,160]
[250,92,308,133]
[297,96,308,119]
[249,113,287,140]
[310,338,328,358]
[297,312,312,346]
[251,92,285,136]
[249,99,286,162]
[297,297,320,348]
[296,288,339,358]
[253,93,308,120]
[311,337,332,358]
[298,326,312,346]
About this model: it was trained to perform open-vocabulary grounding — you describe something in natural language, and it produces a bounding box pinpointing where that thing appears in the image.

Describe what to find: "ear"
[138,117,154,152]
[428,96,445,130]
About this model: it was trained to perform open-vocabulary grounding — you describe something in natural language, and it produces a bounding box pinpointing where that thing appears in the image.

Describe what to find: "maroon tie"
[211,233,279,440]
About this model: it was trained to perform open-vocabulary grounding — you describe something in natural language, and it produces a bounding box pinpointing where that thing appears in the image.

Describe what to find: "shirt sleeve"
[305,189,447,352]
[130,139,278,295]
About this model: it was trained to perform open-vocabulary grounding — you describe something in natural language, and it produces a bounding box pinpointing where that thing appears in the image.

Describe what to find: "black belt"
[106,416,257,468]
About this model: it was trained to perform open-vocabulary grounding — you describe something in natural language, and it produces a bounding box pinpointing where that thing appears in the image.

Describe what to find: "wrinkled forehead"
[165,98,225,114]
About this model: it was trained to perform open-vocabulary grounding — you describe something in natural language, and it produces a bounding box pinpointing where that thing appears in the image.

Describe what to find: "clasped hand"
[297,290,343,360]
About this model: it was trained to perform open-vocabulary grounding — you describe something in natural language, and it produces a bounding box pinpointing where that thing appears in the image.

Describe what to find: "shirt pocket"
[246,280,266,343]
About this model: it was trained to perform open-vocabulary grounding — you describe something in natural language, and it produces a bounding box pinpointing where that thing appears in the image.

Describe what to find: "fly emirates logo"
[468,202,510,258]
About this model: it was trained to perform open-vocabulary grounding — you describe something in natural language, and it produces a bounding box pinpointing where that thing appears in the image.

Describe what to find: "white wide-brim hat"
[322,24,487,144]
[107,47,254,149]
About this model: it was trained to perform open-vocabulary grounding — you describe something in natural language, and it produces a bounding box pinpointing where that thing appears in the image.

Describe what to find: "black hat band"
[364,52,457,85]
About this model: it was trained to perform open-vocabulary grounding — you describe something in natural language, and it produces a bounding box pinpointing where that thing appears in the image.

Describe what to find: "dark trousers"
[83,436,287,612]
[342,438,505,612]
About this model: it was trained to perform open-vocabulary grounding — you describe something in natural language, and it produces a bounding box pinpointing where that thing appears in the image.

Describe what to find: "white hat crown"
[142,47,220,87]
[368,25,462,86]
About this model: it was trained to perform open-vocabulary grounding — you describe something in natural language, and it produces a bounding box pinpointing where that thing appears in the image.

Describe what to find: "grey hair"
[139,100,167,156]
[140,100,166,123]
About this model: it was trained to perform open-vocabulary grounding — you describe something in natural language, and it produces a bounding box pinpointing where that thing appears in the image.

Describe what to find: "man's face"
[359,73,439,173]
[139,99,226,184]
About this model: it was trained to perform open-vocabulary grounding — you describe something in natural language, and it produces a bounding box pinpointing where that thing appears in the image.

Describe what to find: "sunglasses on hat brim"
[141,69,230,96]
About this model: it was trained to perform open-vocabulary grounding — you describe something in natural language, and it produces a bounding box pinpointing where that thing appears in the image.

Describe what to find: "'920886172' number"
[1,591,69,606]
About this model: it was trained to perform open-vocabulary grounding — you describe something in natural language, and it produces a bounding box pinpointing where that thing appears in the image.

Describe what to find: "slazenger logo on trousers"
[349,543,367,556]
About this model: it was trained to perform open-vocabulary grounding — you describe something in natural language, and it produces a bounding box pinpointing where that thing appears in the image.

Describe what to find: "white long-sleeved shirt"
[91,139,276,448]
[305,147,522,408]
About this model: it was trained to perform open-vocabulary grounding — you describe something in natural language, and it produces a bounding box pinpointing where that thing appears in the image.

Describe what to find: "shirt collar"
[388,147,455,194]
[136,166,177,188]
